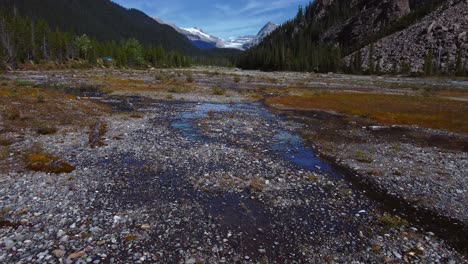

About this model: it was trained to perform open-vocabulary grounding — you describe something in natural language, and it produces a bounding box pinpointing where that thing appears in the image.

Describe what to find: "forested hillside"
[0,2,241,69]
[0,9,195,69]
[237,0,465,75]
[0,0,197,54]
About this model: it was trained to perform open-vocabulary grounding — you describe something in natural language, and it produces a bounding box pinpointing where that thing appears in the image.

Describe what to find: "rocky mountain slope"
[345,0,468,73]
[181,27,225,50]
[154,17,224,50]
[240,0,467,74]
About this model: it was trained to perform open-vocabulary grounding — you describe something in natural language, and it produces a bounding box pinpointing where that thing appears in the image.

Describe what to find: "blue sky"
[112,0,311,39]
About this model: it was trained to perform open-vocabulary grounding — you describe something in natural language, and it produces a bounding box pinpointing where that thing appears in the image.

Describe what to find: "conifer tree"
[455,48,463,77]
[424,49,434,76]
[368,43,375,74]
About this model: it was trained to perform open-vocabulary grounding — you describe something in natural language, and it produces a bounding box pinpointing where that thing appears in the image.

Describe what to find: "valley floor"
[0,68,467,263]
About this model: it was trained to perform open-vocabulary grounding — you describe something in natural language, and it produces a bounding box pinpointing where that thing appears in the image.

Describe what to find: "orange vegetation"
[26,153,75,174]
[266,92,468,134]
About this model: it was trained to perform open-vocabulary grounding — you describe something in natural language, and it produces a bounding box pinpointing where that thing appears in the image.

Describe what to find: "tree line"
[238,0,466,76]
[237,0,356,73]
[0,9,194,69]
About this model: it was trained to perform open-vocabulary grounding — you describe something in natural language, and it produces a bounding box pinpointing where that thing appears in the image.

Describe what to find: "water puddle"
[171,102,342,179]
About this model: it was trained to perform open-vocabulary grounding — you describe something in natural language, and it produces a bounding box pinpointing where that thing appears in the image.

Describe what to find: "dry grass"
[266,92,468,134]
[34,123,58,135]
[124,234,138,242]
[436,90,468,100]
[0,80,110,133]
[93,76,196,94]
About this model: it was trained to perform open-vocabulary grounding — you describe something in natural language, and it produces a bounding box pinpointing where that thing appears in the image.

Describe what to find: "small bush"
[36,94,46,103]
[5,107,21,120]
[355,150,372,163]
[155,71,173,82]
[35,124,58,135]
[212,86,226,96]
[26,153,75,174]
[250,177,265,192]
[380,213,408,229]
[0,148,10,160]
[167,85,191,94]
[207,110,216,119]
[0,139,13,146]
[15,80,34,87]
[186,73,194,83]
[129,113,144,118]
[168,86,186,93]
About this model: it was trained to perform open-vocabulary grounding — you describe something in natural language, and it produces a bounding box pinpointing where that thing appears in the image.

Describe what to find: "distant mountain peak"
[153,18,278,51]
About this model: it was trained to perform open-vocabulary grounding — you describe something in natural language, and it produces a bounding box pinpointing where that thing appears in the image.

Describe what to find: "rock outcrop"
[344,0,468,73]
[321,0,412,48]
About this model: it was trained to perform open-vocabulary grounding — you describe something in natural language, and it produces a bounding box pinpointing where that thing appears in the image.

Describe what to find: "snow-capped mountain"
[180,27,225,50]
[256,22,279,44]
[225,22,279,50]
[154,17,224,50]
[223,22,279,50]
[223,35,256,50]
[155,17,278,51]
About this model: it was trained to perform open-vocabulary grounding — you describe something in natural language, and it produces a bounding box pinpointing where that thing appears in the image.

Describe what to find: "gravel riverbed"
[0,97,465,263]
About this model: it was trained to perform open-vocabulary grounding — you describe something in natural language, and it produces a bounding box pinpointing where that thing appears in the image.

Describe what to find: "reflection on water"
[171,103,341,179]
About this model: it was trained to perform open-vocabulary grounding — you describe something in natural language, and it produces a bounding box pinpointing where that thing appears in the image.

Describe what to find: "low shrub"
[5,107,21,120]
[250,177,266,192]
[0,139,13,146]
[186,73,194,83]
[15,80,34,87]
[212,86,226,96]
[380,213,408,229]
[35,124,58,135]
[25,153,75,174]
[0,147,10,160]
[355,150,372,163]
[36,94,46,103]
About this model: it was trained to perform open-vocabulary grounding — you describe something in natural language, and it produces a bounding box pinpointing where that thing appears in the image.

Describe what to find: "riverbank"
[0,68,466,263]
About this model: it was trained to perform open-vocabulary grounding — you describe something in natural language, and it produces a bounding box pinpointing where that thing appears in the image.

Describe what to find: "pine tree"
[455,48,463,77]
[34,19,50,61]
[368,43,375,74]
[423,49,434,76]
[124,39,144,67]
[75,34,92,60]
[400,60,411,74]
[353,50,362,74]
[375,59,381,75]
[0,12,14,64]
